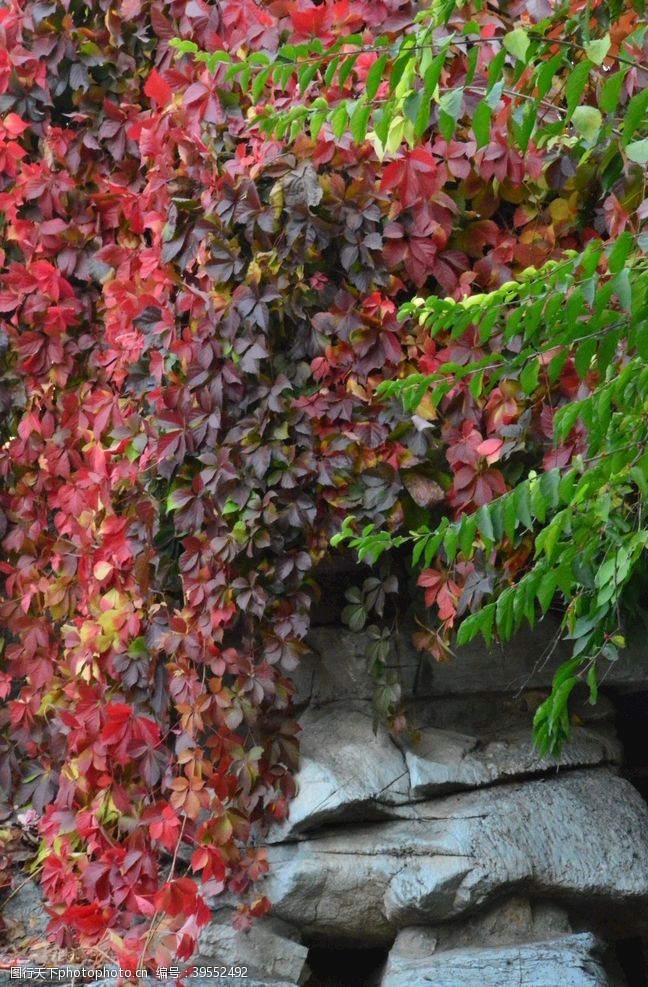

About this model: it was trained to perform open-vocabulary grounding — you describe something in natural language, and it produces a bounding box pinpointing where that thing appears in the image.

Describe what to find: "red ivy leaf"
[144,68,172,106]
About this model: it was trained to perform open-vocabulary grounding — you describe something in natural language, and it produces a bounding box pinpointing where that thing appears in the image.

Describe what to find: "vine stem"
[136,814,187,975]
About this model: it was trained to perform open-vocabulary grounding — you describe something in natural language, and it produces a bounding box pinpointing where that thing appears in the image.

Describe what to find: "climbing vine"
[0,0,645,973]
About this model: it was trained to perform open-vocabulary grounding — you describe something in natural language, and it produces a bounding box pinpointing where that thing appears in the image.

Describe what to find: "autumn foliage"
[0,0,645,972]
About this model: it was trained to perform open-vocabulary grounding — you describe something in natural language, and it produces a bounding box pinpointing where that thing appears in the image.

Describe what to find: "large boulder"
[379,932,611,987]
[267,703,410,841]
[269,701,620,840]
[196,909,309,986]
[387,896,572,953]
[264,770,648,942]
[402,723,620,799]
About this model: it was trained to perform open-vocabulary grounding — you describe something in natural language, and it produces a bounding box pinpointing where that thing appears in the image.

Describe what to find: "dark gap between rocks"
[612,689,648,803]
[615,937,648,987]
[304,945,390,987]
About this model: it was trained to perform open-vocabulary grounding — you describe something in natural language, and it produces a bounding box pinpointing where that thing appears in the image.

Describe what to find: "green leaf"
[389,49,412,94]
[534,52,564,100]
[349,100,371,143]
[540,469,560,509]
[607,229,633,274]
[637,322,648,362]
[572,105,602,143]
[587,664,599,704]
[374,105,392,147]
[465,43,479,86]
[341,602,367,632]
[297,61,320,94]
[329,102,348,139]
[443,525,458,563]
[366,53,388,101]
[310,108,328,140]
[537,570,557,614]
[404,89,421,126]
[459,513,479,557]
[565,60,592,117]
[623,88,648,145]
[548,674,578,731]
[438,88,463,141]
[503,495,518,542]
[338,52,360,89]
[516,483,533,531]
[486,49,506,91]
[584,34,611,65]
[169,39,199,55]
[520,360,540,395]
[252,65,273,103]
[413,92,432,139]
[476,504,494,544]
[423,50,448,97]
[503,28,530,63]
[472,99,492,149]
[531,481,547,524]
[496,587,514,641]
[612,268,632,311]
[128,636,148,658]
[323,55,340,87]
[574,337,596,379]
[457,603,496,647]
[423,520,449,566]
[385,114,405,153]
[626,138,648,165]
[600,69,627,115]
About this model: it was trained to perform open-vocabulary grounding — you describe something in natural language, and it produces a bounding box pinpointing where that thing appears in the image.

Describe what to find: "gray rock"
[392,897,571,954]
[1,878,49,940]
[302,619,648,704]
[197,909,309,985]
[380,932,610,987]
[415,690,618,736]
[402,724,620,798]
[264,770,648,942]
[295,627,384,705]
[270,702,620,839]
[268,703,410,841]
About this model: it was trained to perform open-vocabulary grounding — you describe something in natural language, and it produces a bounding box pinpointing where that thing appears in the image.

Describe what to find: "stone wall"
[209,620,648,987]
[4,620,648,987]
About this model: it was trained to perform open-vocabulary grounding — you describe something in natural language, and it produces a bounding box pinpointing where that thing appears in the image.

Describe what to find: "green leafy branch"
[333,234,648,752]
[171,4,648,159]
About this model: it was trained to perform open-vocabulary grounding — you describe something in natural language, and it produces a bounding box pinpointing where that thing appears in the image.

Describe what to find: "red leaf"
[144,68,172,106]
[290,3,328,36]
[476,437,504,464]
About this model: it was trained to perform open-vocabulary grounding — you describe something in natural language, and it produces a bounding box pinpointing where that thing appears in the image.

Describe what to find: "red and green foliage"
[0,0,645,972]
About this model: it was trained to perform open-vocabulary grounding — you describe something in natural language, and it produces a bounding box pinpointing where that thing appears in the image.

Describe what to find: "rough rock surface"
[299,619,648,704]
[197,910,309,985]
[379,932,610,987]
[267,703,410,840]
[269,701,621,840]
[392,896,572,952]
[1,878,49,941]
[264,770,648,941]
[402,722,620,799]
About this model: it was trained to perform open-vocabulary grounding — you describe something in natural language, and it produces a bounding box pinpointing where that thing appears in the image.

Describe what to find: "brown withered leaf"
[402,471,445,508]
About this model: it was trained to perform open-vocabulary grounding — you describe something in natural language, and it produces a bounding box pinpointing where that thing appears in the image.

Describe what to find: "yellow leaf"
[415,393,438,421]
[93,560,113,581]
